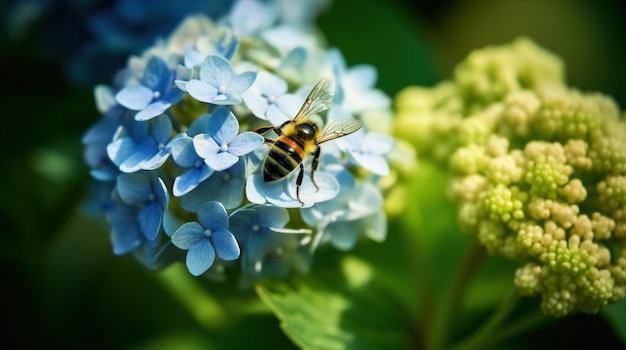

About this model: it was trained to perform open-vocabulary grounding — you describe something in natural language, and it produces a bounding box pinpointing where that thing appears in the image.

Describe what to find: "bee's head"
[295,120,318,140]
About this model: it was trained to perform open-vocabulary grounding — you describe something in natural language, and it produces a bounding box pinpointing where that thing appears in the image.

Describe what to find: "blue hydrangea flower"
[82,5,401,282]
[192,106,264,171]
[169,133,214,196]
[171,201,240,276]
[184,55,257,105]
[106,114,172,173]
[116,171,169,241]
[242,70,304,125]
[180,158,247,211]
[229,205,311,282]
[337,129,393,176]
[115,56,185,121]
[330,48,391,114]
[302,178,387,251]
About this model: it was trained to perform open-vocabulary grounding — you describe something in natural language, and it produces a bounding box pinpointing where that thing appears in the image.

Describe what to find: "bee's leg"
[310,146,321,191]
[296,163,305,207]
[253,125,275,135]
[254,126,280,144]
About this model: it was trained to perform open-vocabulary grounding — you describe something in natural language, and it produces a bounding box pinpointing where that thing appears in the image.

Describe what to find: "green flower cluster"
[395,37,626,317]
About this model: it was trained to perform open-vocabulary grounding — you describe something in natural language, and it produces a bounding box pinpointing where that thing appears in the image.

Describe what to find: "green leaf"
[602,299,626,345]
[256,255,416,350]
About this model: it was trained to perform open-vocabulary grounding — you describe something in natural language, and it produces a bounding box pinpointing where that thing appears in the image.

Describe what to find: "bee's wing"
[292,79,335,122]
[316,118,363,144]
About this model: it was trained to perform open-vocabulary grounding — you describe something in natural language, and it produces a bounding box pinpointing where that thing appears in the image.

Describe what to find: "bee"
[255,79,363,206]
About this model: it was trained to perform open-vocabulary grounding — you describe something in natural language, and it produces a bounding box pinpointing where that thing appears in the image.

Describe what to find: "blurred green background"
[2,0,624,348]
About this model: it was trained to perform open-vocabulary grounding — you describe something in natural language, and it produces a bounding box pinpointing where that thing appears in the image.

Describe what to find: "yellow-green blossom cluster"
[395,37,626,317]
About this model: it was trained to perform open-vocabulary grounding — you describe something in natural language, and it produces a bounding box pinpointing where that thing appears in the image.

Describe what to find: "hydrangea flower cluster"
[394,37,626,317]
[83,0,397,285]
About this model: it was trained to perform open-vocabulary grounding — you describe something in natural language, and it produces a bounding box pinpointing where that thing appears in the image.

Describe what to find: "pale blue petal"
[228,71,257,94]
[207,107,238,145]
[364,133,394,154]
[186,239,215,276]
[116,85,153,111]
[163,210,185,237]
[229,132,264,156]
[201,55,234,86]
[327,221,359,250]
[138,202,162,241]
[141,150,170,171]
[150,114,173,143]
[266,104,291,125]
[173,166,212,196]
[184,49,205,68]
[135,101,171,121]
[142,56,170,90]
[117,172,150,204]
[350,152,389,176]
[186,79,218,103]
[245,173,268,204]
[198,201,228,231]
[257,72,287,96]
[205,152,238,171]
[228,208,257,243]
[211,94,243,105]
[193,134,220,159]
[171,222,204,249]
[211,229,240,261]
[169,135,198,167]
[242,90,268,119]
[187,113,212,137]
[256,205,290,229]
[364,211,387,242]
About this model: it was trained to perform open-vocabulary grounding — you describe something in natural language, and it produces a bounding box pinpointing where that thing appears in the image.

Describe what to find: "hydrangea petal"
[142,56,170,90]
[186,79,218,103]
[193,134,220,158]
[211,229,240,261]
[198,201,228,231]
[116,85,153,111]
[171,222,204,249]
[135,100,171,121]
[229,132,264,156]
[207,107,238,145]
[173,166,212,197]
[138,202,163,241]
[228,71,257,94]
[149,114,174,143]
[201,55,234,86]
[205,152,239,171]
[169,135,198,168]
[117,172,151,204]
[350,152,389,176]
[242,90,269,119]
[186,239,216,276]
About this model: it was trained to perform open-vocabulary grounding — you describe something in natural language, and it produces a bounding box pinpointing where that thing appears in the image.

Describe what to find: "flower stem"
[450,290,549,350]
[428,243,486,350]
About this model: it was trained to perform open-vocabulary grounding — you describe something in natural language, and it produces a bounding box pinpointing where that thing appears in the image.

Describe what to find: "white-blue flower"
[171,201,240,276]
[184,55,257,105]
[242,70,304,125]
[337,128,393,176]
[192,106,264,171]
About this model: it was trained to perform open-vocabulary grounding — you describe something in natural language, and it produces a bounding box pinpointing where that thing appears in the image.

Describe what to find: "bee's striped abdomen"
[264,136,305,182]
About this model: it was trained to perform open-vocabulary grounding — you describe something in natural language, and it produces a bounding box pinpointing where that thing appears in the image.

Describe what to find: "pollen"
[204,229,212,238]
[222,173,231,181]
[195,160,204,168]
[153,91,161,99]
[252,224,260,232]
[220,144,229,152]
[218,86,227,94]
[267,95,277,103]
